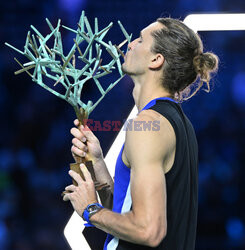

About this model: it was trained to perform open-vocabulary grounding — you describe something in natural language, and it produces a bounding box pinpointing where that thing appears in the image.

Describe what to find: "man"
[63,18,218,249]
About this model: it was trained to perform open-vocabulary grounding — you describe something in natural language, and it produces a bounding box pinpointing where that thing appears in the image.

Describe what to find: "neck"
[131,74,173,111]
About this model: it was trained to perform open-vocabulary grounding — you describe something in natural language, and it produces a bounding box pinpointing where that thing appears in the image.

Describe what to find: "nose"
[128,39,137,51]
[128,42,132,51]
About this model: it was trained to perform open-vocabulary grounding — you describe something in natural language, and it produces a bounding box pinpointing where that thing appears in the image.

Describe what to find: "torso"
[104,99,198,250]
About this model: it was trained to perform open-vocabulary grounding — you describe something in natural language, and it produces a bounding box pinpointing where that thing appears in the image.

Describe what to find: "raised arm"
[70,119,114,209]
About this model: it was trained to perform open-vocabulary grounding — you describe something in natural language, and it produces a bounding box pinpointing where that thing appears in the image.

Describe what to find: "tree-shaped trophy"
[5,11,132,194]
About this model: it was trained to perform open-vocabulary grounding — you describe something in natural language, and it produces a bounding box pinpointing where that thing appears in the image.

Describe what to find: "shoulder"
[124,109,176,167]
[126,109,175,138]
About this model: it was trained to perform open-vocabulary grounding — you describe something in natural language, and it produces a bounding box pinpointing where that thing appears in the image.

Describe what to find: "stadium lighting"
[64,13,245,250]
[184,13,245,32]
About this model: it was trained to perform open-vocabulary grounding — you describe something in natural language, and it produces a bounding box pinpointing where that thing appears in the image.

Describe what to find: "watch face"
[88,205,97,212]
[83,204,103,221]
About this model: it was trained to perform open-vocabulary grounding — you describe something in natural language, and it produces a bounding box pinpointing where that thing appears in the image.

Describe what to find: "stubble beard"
[121,63,129,74]
[121,63,136,76]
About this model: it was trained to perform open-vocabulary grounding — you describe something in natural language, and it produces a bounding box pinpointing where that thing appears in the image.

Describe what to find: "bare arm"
[94,158,114,209]
[90,110,176,247]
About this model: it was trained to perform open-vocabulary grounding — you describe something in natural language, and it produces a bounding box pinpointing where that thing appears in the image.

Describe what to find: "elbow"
[147,229,167,248]
[141,224,167,247]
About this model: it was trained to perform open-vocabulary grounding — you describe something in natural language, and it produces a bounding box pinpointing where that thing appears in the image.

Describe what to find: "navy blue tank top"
[104,97,195,250]
[104,97,198,250]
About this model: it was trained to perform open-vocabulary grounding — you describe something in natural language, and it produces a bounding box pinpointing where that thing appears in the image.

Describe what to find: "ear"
[149,53,164,70]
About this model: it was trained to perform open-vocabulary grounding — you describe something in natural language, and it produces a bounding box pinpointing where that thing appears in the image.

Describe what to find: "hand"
[71,119,104,164]
[63,164,98,217]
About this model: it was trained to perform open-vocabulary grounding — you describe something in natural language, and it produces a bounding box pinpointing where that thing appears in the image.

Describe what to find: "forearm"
[90,209,149,246]
[97,187,113,209]
[93,159,114,209]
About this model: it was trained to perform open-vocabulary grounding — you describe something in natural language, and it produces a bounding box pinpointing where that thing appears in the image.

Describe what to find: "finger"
[72,152,81,163]
[65,185,76,192]
[74,119,85,130]
[70,127,86,142]
[69,170,84,186]
[74,119,80,126]
[81,125,98,142]
[71,145,87,158]
[80,164,92,182]
[72,138,88,152]
[72,124,98,144]
[63,193,71,201]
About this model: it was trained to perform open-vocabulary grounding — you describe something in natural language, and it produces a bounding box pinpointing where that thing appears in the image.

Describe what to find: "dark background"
[1,0,245,249]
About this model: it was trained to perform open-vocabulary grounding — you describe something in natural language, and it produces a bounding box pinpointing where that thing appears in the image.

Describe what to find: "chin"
[122,64,134,76]
[121,64,127,74]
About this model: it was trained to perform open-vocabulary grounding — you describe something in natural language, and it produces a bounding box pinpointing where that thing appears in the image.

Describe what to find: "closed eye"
[138,32,143,42]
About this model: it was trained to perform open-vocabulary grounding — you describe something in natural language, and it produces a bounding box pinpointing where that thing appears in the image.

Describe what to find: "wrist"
[93,158,107,173]
[89,206,104,224]
[93,156,105,166]
[82,203,104,224]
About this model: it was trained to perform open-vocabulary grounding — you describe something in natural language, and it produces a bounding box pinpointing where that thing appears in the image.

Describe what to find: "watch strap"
[82,203,104,226]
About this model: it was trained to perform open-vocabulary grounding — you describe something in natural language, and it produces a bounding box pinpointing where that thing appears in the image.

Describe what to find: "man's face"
[122,22,163,76]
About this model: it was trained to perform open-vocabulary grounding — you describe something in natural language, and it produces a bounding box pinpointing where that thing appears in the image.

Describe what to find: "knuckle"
[81,150,86,157]
[87,180,93,185]
[80,152,85,158]
[73,146,80,154]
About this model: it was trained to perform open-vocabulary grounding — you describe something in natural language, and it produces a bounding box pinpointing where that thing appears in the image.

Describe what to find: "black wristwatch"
[82,203,104,224]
